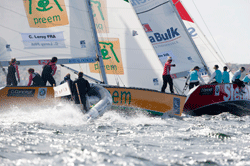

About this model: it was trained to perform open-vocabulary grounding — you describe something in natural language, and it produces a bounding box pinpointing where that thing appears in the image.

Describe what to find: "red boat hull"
[184,84,250,116]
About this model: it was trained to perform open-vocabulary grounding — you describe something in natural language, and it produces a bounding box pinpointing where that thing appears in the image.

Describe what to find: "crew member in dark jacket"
[72,72,91,112]
[7,58,20,86]
[60,73,73,100]
[41,57,57,86]
[27,68,44,86]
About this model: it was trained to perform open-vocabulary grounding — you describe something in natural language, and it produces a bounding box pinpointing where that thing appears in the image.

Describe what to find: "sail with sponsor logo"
[0,0,187,117]
[62,0,165,91]
[128,0,250,116]
[0,0,113,118]
[59,0,187,116]
[0,0,101,69]
[172,0,230,77]
[130,0,210,85]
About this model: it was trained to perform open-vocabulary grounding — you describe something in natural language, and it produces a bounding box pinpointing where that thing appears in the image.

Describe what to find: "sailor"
[27,68,44,86]
[222,66,230,83]
[208,65,222,84]
[41,57,58,86]
[6,58,20,86]
[72,72,91,112]
[242,72,250,85]
[186,66,205,90]
[60,73,74,100]
[161,56,176,93]
[232,67,245,93]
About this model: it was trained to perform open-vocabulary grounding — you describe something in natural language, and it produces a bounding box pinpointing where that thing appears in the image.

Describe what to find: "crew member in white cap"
[161,56,176,93]
[232,67,246,93]
[186,66,205,90]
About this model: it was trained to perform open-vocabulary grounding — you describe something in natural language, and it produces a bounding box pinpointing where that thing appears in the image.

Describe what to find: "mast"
[86,0,108,84]
[170,0,211,77]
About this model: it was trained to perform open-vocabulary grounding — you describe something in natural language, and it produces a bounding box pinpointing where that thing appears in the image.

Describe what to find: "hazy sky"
[180,0,250,64]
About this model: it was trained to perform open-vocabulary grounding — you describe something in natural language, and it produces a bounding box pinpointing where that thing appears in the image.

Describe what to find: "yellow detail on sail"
[23,0,69,28]
[91,0,109,33]
[89,38,124,75]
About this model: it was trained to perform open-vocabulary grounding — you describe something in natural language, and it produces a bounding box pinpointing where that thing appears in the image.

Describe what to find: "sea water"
[0,104,250,166]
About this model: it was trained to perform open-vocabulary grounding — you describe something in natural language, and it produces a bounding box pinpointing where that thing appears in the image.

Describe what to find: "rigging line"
[0,24,21,34]
[136,1,170,15]
[0,6,27,17]
[191,0,227,63]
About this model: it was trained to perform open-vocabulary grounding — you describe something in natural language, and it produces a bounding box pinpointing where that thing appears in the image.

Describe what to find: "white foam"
[0,102,86,126]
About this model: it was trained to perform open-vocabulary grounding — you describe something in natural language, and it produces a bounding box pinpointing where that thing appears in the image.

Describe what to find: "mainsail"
[130,0,209,80]
[172,0,228,75]
[0,0,98,66]
[63,0,165,90]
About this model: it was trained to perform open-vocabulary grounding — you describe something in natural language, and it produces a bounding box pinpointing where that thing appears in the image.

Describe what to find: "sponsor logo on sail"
[153,78,159,86]
[142,24,153,33]
[187,56,194,63]
[89,38,124,75]
[149,27,180,44]
[91,0,109,33]
[132,30,138,36]
[188,27,198,37]
[80,40,86,48]
[23,0,69,28]
[6,44,12,51]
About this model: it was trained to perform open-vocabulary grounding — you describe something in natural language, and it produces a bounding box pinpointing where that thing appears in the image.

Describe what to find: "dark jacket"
[72,77,90,97]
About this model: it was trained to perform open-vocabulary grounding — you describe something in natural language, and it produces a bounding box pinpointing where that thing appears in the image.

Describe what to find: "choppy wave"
[1,105,250,165]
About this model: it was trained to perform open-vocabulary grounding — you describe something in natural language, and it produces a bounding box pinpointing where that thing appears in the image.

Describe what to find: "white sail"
[130,0,208,79]
[62,0,165,91]
[172,0,228,75]
[0,0,98,66]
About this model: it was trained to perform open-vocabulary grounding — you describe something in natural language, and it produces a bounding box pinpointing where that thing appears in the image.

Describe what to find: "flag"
[53,82,71,98]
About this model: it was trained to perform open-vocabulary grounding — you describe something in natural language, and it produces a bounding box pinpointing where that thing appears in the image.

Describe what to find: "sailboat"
[130,0,250,116]
[0,0,186,117]
[171,0,250,116]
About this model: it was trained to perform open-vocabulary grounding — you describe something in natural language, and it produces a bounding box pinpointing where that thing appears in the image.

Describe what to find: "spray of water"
[0,102,86,126]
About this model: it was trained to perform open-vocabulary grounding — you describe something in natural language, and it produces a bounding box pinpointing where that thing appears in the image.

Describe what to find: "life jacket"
[32,73,44,86]
[190,70,198,82]
[162,61,171,75]
[222,71,230,83]
[215,70,222,83]
[42,62,52,74]
[7,64,16,76]
[243,75,250,83]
